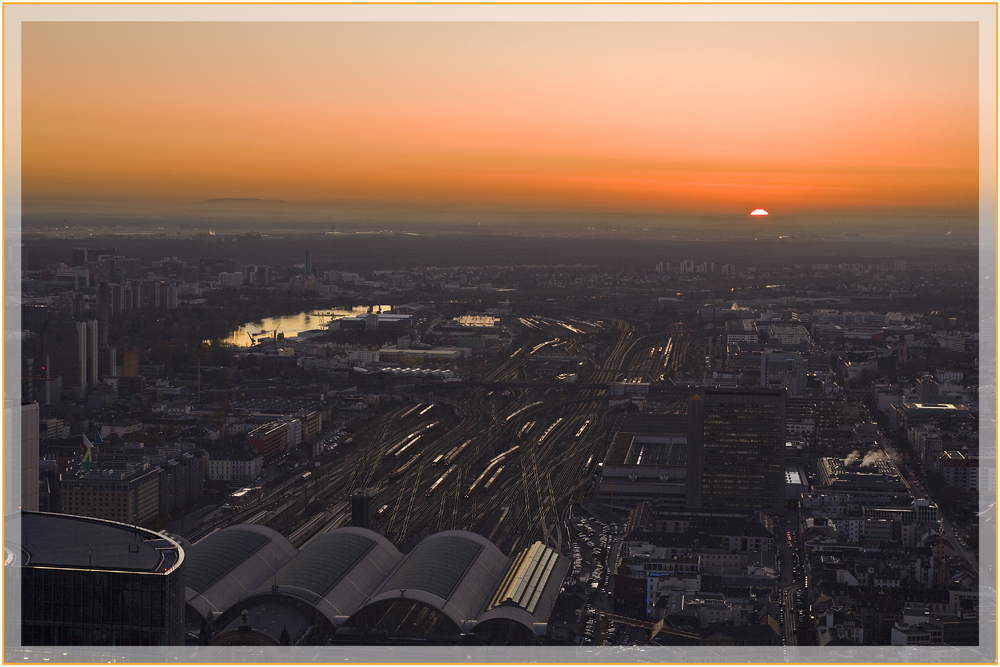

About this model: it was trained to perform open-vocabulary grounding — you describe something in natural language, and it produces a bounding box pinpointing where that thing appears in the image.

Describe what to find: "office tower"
[42,320,99,402]
[12,512,185,646]
[60,464,161,525]
[687,388,786,515]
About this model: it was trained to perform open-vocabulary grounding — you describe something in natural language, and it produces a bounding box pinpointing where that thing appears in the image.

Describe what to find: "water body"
[222,305,392,347]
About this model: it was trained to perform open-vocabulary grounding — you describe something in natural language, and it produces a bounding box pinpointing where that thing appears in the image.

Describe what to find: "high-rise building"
[245,264,271,287]
[10,512,186,646]
[351,488,376,529]
[42,320,99,401]
[687,388,786,515]
[20,403,40,512]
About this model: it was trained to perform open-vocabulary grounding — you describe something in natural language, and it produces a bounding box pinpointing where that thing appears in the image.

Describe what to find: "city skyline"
[5,4,993,661]
[21,20,980,219]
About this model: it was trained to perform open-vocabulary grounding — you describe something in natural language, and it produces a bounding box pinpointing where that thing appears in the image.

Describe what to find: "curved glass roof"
[377,534,483,601]
[270,531,375,603]
[185,525,290,593]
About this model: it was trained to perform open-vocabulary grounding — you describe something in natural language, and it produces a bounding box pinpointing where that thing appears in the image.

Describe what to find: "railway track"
[241,311,695,555]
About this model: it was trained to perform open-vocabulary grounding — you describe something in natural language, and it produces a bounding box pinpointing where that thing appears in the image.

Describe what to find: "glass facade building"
[687,388,787,515]
[8,512,186,646]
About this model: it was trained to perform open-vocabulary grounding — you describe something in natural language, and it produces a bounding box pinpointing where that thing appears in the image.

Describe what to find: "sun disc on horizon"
[750,209,769,216]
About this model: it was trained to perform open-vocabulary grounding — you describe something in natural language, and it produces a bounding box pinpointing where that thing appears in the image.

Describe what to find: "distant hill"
[195,198,294,208]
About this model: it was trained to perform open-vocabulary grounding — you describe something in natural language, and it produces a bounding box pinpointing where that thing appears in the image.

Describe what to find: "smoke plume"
[860,450,885,467]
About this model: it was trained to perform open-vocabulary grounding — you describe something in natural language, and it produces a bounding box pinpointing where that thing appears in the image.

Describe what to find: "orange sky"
[21,21,979,215]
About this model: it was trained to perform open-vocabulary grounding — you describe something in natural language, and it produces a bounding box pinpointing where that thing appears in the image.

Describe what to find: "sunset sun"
[750,209,769,216]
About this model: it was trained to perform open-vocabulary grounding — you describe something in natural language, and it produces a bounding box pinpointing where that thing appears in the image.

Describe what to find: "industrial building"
[183,523,298,637]
[208,527,401,645]
[816,455,909,495]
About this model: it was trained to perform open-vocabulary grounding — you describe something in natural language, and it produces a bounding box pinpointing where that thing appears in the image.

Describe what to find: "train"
[393,434,422,459]
[397,403,423,421]
[383,422,439,458]
[537,417,564,446]
[442,438,472,466]
[487,444,520,467]
[482,465,505,492]
[388,453,421,479]
[426,465,457,497]
[221,486,263,512]
[464,462,500,498]
[504,401,543,423]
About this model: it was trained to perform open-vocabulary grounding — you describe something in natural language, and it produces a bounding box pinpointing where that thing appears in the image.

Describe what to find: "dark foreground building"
[6,515,569,647]
[6,512,186,646]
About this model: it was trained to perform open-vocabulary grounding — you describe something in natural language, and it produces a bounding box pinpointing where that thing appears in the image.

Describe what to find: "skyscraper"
[687,388,786,515]
[42,319,99,402]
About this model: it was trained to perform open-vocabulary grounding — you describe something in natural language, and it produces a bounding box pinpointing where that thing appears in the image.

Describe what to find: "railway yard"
[180,313,699,561]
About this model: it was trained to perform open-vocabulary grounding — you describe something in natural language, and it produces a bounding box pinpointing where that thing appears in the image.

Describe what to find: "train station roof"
[360,530,509,629]
[244,527,402,624]
[476,541,571,635]
[185,524,297,622]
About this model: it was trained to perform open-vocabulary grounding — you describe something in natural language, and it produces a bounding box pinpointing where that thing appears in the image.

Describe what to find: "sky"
[21,21,980,217]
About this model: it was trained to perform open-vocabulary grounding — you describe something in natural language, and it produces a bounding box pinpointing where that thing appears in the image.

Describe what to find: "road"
[877,427,979,576]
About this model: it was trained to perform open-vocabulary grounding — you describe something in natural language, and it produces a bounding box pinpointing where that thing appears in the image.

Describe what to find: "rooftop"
[378,534,484,601]
[184,523,297,621]
[605,432,688,467]
[269,531,377,603]
[624,436,687,467]
[8,512,183,575]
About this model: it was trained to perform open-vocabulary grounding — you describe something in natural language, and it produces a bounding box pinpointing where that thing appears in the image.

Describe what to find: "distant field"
[19,229,977,275]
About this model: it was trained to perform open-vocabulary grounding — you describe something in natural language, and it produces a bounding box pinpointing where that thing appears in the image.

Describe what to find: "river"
[219,305,392,347]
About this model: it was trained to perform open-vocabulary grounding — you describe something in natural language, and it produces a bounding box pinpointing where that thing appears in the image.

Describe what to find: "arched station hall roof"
[355,530,509,631]
[184,523,297,622]
[474,541,570,636]
[237,527,402,626]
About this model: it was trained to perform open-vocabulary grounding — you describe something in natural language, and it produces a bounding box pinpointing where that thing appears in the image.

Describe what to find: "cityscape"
[4,7,995,665]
